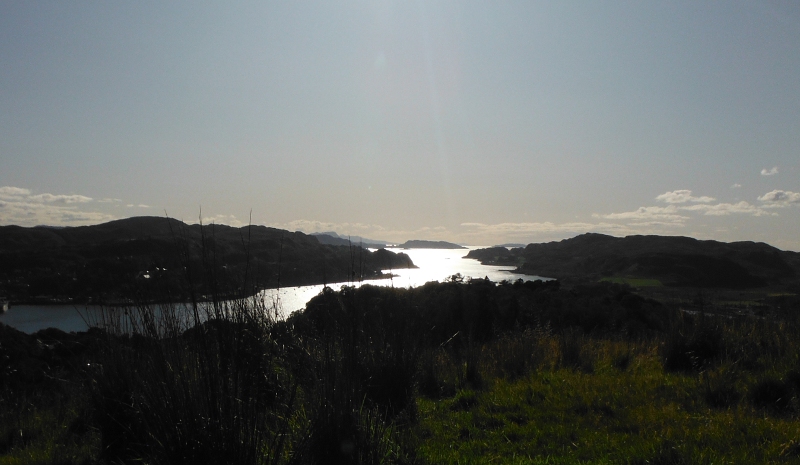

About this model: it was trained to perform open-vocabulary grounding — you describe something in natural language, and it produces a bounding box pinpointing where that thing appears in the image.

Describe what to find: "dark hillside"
[467,233,800,288]
[0,216,414,304]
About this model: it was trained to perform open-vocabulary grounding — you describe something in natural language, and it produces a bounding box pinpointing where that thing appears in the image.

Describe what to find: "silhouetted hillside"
[0,217,414,304]
[311,232,387,248]
[397,240,465,249]
[467,233,800,288]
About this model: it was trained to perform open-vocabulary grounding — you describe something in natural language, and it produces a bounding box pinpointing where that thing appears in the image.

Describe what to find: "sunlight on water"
[1,247,547,333]
[260,247,546,318]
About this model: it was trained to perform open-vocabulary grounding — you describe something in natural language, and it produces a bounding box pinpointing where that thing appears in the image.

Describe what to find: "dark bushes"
[661,315,724,372]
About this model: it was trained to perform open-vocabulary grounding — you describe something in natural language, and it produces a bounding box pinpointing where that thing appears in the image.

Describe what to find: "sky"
[1,1,799,249]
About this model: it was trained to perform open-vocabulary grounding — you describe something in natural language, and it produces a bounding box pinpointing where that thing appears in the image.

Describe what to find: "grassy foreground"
[2,278,800,464]
[416,340,800,464]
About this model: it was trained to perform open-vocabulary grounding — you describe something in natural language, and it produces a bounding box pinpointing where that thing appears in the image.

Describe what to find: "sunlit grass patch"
[416,343,800,464]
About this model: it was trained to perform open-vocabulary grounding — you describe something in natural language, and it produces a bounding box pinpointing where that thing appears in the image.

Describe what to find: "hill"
[397,240,466,249]
[0,216,414,304]
[467,233,800,289]
[311,232,387,248]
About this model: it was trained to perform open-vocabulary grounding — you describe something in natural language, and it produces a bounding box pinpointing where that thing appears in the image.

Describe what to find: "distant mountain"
[311,232,388,248]
[0,216,414,304]
[467,233,800,289]
[397,240,466,249]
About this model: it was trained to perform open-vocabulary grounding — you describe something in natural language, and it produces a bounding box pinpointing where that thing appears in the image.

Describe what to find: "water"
[0,247,547,334]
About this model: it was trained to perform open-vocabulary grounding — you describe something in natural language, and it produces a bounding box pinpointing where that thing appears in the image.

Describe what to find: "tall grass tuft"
[90,297,299,465]
[88,218,304,464]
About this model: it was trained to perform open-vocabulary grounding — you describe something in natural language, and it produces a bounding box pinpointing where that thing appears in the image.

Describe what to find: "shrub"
[661,315,724,372]
[749,376,794,414]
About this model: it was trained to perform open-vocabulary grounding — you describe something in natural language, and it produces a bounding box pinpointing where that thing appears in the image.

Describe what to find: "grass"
[0,389,99,465]
[3,269,800,463]
[415,339,800,464]
[600,277,663,287]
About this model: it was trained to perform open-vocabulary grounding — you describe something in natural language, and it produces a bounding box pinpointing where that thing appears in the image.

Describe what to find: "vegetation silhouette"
[2,229,800,463]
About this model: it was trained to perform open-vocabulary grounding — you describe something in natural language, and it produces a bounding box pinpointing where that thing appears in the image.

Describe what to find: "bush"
[749,376,795,414]
[661,316,724,372]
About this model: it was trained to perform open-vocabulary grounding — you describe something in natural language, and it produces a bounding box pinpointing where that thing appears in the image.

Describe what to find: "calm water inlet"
[0,247,547,334]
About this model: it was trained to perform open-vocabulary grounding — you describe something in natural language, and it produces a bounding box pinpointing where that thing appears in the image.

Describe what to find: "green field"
[416,339,800,464]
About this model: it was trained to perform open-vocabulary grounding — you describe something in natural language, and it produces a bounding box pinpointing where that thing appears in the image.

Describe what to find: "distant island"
[467,233,800,289]
[0,217,415,305]
[396,240,466,249]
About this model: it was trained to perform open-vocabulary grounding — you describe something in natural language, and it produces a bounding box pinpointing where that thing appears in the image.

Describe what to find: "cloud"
[0,199,115,226]
[284,220,386,234]
[0,185,116,227]
[601,195,774,222]
[0,186,32,198]
[462,222,595,234]
[655,190,715,204]
[595,205,688,222]
[459,221,637,237]
[758,190,800,206]
[730,184,742,189]
[679,201,774,216]
[626,221,685,227]
[126,204,151,208]
[761,166,779,176]
[29,193,92,204]
[0,187,93,204]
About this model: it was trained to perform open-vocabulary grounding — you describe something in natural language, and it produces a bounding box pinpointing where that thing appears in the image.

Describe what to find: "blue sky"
[1,1,799,249]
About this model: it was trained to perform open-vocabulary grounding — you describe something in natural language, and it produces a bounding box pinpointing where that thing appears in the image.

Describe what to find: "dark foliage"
[661,317,725,372]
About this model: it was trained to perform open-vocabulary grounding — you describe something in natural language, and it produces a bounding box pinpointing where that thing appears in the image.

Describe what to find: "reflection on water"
[0,247,547,333]
[382,247,537,287]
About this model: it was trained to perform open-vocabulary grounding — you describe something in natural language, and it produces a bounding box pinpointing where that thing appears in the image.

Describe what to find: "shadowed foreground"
[2,279,800,463]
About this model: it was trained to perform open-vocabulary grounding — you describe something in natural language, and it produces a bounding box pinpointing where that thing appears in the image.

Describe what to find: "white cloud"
[655,190,715,204]
[595,205,688,222]
[0,198,114,226]
[284,220,386,234]
[461,221,597,234]
[679,201,774,216]
[730,184,742,189]
[761,166,779,176]
[0,185,116,227]
[0,187,93,204]
[758,190,800,205]
[601,197,774,223]
[627,221,685,228]
[29,193,92,204]
[0,186,32,198]
[126,204,151,208]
